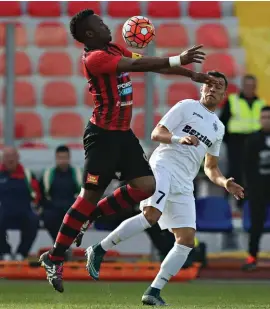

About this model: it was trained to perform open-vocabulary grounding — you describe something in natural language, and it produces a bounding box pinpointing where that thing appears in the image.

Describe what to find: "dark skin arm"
[117,45,217,84]
[153,67,217,84]
[117,45,205,73]
[153,66,193,77]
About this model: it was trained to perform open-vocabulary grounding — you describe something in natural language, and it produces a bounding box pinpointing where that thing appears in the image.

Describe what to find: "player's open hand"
[225,177,245,200]
[191,72,218,85]
[180,136,199,147]
[180,45,205,65]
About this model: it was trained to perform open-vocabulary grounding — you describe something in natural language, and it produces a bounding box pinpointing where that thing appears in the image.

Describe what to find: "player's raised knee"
[143,206,161,226]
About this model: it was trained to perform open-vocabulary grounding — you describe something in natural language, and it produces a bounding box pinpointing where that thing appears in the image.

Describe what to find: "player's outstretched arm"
[116,45,205,73]
[156,68,218,85]
[204,153,244,200]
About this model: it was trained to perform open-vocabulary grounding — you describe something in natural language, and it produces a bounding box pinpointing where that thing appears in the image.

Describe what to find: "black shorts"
[82,122,154,190]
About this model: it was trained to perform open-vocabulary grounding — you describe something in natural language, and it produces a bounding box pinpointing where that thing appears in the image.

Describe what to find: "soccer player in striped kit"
[40,9,217,293]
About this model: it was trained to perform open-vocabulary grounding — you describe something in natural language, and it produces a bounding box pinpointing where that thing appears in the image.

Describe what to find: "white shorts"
[140,165,196,231]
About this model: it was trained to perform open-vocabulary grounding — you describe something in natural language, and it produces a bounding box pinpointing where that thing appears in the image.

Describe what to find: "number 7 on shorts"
[156,190,165,204]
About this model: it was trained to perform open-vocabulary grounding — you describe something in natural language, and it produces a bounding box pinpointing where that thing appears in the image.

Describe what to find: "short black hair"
[207,70,228,90]
[56,145,70,154]
[70,9,94,43]
[261,106,270,113]
[243,74,257,81]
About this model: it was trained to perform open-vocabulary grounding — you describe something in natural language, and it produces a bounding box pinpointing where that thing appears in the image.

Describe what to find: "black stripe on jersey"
[116,74,126,129]
[84,62,103,123]
[103,74,115,129]
[108,45,130,129]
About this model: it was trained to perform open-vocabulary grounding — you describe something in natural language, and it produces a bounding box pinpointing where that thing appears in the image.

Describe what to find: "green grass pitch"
[0,280,269,309]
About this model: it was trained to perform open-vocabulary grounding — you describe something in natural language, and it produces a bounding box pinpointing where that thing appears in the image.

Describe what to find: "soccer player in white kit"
[86,71,244,305]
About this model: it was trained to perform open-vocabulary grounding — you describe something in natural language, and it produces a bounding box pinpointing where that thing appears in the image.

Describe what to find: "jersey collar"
[199,101,214,114]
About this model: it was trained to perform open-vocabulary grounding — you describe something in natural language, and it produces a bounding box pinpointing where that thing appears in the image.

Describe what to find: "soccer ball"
[122,16,155,49]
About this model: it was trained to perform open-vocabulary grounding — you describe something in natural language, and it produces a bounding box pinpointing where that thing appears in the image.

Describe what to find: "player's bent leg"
[129,175,156,197]
[86,206,161,281]
[143,206,162,226]
[49,189,102,260]
[78,177,156,247]
[40,188,104,293]
[142,227,195,306]
[89,176,156,223]
[86,165,167,282]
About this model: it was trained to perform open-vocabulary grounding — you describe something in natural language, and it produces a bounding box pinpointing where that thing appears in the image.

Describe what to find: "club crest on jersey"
[86,174,99,185]
[182,125,213,147]
[213,121,218,132]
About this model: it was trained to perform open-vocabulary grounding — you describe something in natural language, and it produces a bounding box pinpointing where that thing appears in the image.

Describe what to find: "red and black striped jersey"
[82,43,139,131]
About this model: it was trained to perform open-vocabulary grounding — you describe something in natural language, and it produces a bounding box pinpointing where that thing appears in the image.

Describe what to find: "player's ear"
[86,30,94,38]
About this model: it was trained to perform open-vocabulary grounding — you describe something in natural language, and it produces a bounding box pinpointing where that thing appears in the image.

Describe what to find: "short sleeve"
[112,43,143,59]
[113,43,133,58]
[159,102,186,132]
[207,127,225,157]
[84,50,122,75]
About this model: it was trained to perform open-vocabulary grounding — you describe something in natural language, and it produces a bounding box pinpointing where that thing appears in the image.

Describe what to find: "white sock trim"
[138,212,151,229]
[174,243,193,254]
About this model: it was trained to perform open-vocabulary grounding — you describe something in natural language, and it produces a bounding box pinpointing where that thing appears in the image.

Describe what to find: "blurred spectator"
[220,75,265,250]
[40,145,82,242]
[220,75,265,206]
[0,147,40,261]
[242,107,270,271]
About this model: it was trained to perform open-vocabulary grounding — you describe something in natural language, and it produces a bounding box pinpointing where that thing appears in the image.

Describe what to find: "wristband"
[171,135,181,144]
[169,56,181,67]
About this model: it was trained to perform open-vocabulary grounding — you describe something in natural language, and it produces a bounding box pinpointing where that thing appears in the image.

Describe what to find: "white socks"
[100,214,192,292]
[151,243,192,290]
[100,213,151,251]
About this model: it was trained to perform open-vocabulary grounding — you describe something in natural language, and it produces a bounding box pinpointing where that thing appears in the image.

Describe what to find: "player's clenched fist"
[180,136,199,146]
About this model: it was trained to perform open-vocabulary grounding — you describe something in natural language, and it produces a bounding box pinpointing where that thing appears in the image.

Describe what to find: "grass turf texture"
[0,281,269,309]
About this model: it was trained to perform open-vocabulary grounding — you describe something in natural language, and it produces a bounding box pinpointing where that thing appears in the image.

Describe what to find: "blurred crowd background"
[0,1,270,274]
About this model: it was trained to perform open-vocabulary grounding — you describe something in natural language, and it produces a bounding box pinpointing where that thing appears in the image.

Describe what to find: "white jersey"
[150,99,225,195]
